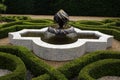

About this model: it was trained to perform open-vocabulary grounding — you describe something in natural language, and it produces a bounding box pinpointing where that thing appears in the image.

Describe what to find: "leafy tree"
[0,0,6,22]
[5,0,33,14]
[0,0,6,13]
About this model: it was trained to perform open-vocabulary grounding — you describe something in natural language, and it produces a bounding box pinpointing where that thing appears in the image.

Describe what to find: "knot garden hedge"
[0,18,120,80]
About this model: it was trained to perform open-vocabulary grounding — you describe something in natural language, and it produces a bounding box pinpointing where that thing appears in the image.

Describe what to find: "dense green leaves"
[0,3,6,12]
[0,18,120,79]
[58,51,120,79]
[0,46,67,80]
[0,16,31,22]
[2,0,120,16]
[0,52,26,80]
[0,0,6,13]
[78,59,120,80]
[5,0,33,14]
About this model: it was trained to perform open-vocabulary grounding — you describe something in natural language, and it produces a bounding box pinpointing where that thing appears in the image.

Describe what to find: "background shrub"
[5,0,34,14]
[3,0,120,17]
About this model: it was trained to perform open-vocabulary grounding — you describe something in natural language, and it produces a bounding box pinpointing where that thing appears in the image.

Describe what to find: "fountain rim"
[9,27,113,49]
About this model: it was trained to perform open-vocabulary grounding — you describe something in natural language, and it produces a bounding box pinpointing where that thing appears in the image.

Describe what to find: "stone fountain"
[9,10,113,61]
[41,9,78,44]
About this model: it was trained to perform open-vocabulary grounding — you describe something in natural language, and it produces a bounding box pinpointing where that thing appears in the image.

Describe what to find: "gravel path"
[98,76,120,80]
[0,69,11,77]
[2,14,119,21]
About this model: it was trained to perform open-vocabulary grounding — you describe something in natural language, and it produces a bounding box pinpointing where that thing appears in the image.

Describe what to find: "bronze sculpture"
[54,9,69,29]
[42,9,78,44]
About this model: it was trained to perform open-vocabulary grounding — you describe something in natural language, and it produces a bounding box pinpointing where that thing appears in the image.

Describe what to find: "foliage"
[0,45,120,80]
[58,51,120,79]
[0,0,6,13]
[0,46,67,80]
[70,19,120,40]
[0,3,6,13]
[78,59,120,80]
[0,52,26,80]
[0,19,54,38]
[3,0,120,16]
[5,0,33,14]
[33,0,51,15]
[0,16,31,22]
[0,19,120,79]
[32,74,50,80]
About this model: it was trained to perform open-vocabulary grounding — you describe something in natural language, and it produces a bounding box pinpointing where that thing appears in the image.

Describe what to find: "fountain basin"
[9,27,113,61]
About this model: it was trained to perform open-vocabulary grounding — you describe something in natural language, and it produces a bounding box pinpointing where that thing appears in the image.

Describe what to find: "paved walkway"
[2,14,120,21]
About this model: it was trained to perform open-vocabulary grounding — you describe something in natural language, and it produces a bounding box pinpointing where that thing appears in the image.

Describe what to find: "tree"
[0,0,6,13]
[0,0,6,22]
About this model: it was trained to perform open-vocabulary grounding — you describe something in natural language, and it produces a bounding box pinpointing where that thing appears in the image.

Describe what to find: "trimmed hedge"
[58,51,120,79]
[0,26,16,39]
[70,19,120,41]
[78,59,120,80]
[32,74,50,80]
[25,19,53,24]
[1,19,53,28]
[1,21,24,28]
[0,16,31,22]
[0,46,67,80]
[75,20,103,25]
[75,25,120,40]
[0,19,120,79]
[0,48,120,80]
[0,19,53,39]
[0,52,26,80]
[0,19,120,41]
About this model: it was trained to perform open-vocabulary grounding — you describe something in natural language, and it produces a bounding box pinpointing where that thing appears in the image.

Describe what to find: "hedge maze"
[0,18,120,80]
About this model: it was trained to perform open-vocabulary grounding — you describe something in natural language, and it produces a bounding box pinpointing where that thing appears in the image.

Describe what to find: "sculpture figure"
[42,9,78,44]
[54,9,69,29]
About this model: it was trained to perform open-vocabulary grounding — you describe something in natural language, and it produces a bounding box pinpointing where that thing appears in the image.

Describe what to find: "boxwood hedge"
[0,19,53,39]
[0,46,67,80]
[32,74,50,80]
[0,16,31,22]
[0,52,26,80]
[0,18,120,41]
[70,19,120,40]
[78,59,120,80]
[0,46,120,80]
[0,19,120,80]
[58,51,120,79]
